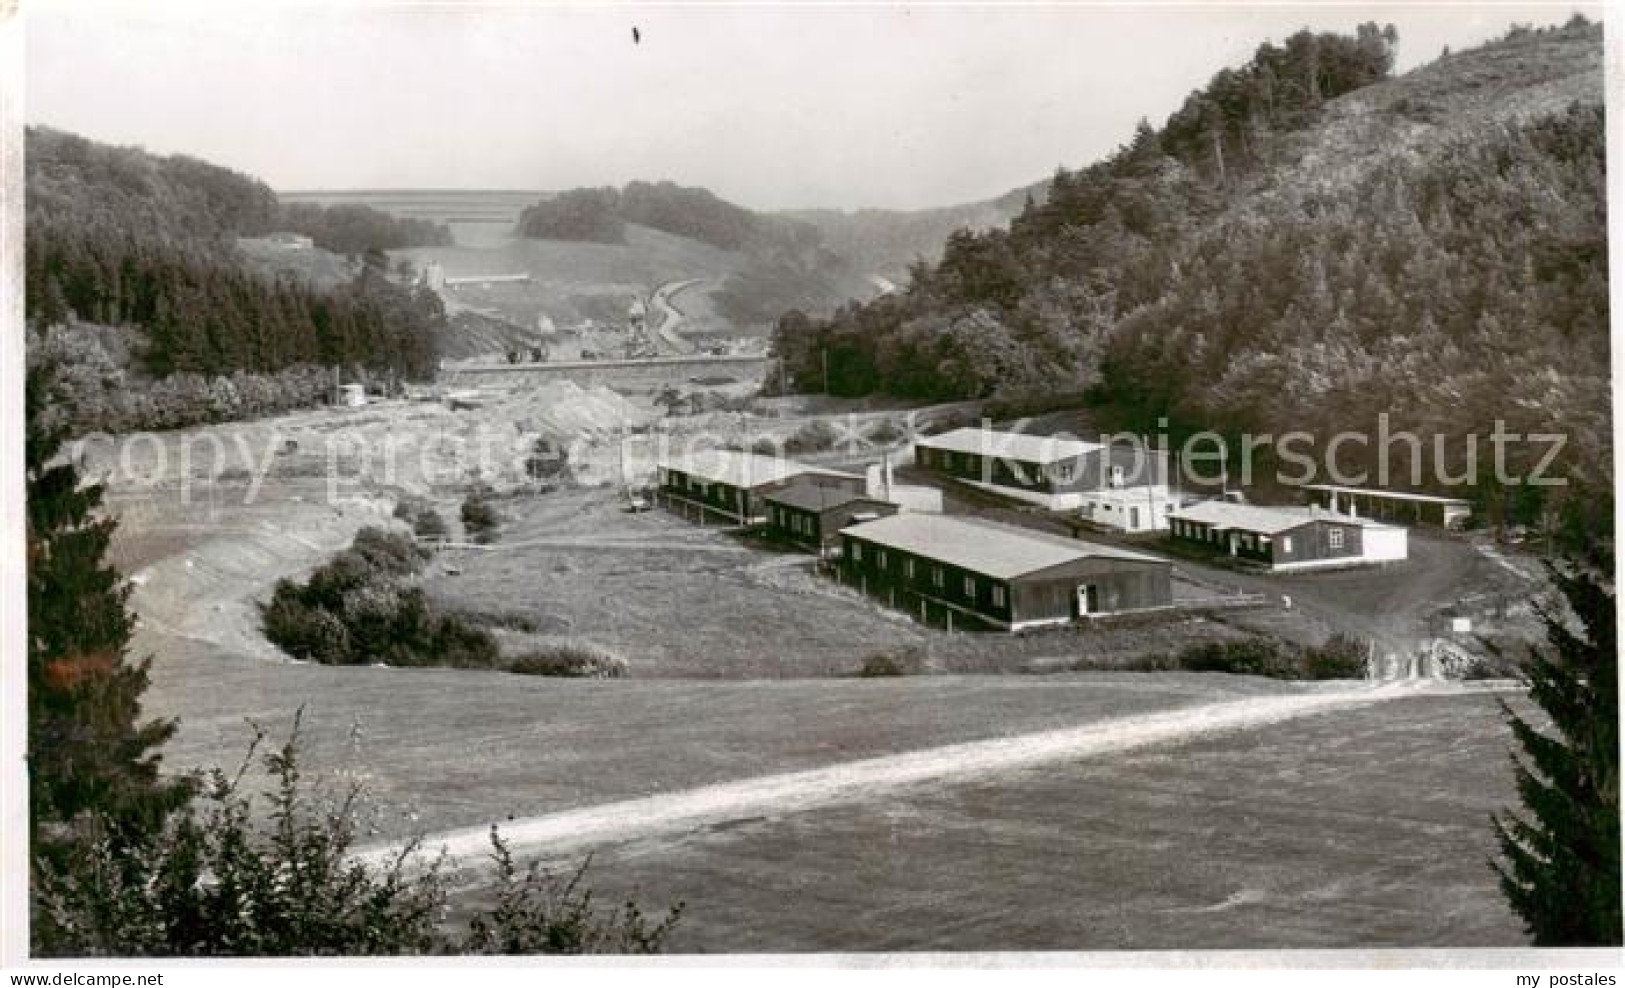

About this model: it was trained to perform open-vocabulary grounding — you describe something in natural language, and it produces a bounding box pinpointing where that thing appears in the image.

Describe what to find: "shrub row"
[1066,632,1371,680]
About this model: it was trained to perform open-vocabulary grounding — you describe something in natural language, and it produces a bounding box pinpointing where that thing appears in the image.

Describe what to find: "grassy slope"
[395,223,748,335]
[236,236,359,290]
[558,691,1522,951]
[1255,25,1602,209]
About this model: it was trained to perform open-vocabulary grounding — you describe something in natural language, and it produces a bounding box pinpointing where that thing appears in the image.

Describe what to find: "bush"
[464,830,683,954]
[461,494,500,544]
[1173,637,1300,678]
[413,508,449,540]
[858,654,905,677]
[427,612,504,670]
[395,498,450,540]
[351,526,427,576]
[32,721,681,956]
[784,420,839,455]
[866,418,905,445]
[1302,633,1370,680]
[506,643,628,679]
[857,646,926,677]
[261,531,497,669]
[262,585,354,664]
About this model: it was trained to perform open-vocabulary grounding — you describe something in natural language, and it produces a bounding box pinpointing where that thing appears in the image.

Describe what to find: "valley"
[20,10,1613,963]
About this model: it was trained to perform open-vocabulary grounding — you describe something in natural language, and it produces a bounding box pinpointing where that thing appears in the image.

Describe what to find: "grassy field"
[531,690,1525,951]
[396,224,746,331]
[420,486,1302,678]
[142,627,1299,843]
[421,487,926,677]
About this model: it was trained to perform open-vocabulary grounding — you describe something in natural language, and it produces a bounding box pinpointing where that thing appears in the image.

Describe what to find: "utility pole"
[822,347,830,396]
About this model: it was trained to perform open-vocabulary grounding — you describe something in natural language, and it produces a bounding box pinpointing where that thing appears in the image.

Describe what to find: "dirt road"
[649,278,705,354]
[354,678,1459,877]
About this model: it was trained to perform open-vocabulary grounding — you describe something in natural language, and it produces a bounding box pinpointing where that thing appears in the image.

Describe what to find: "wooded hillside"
[25,127,452,433]
[770,20,1609,537]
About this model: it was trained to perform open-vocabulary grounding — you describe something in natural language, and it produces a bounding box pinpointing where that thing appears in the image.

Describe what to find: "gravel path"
[355,678,1460,878]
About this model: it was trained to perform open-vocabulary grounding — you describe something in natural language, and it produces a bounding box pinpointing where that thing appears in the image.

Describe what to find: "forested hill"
[25,128,454,433]
[518,180,875,327]
[518,180,820,251]
[26,128,451,254]
[771,19,1608,536]
[782,181,1044,287]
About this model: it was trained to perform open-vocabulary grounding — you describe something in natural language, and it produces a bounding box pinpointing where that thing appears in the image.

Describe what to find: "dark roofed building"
[764,481,899,555]
[914,426,1169,510]
[838,513,1172,632]
[1169,500,1407,570]
[656,450,861,525]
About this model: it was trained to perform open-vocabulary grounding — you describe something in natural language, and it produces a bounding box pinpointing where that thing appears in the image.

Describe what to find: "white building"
[1077,486,1182,533]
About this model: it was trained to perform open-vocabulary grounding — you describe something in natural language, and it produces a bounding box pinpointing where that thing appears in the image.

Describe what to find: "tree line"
[28,126,451,254]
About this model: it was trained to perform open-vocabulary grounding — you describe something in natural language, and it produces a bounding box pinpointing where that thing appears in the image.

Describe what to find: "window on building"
[852,543,863,562]
[878,550,888,570]
[1329,528,1345,550]
[992,585,1006,608]
[904,559,915,579]
[1109,465,1125,488]
[963,575,976,598]
[1281,536,1293,554]
[1053,462,1074,483]
[932,566,944,588]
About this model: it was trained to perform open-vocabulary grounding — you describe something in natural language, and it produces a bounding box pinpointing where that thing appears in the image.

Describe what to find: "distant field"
[396,224,746,330]
[545,690,1524,951]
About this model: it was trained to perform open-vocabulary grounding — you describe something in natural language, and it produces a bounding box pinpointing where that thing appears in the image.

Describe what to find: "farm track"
[357,678,1461,880]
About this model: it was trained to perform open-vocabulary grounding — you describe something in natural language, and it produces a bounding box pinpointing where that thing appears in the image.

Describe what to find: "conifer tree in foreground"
[26,361,192,859]
[1492,556,1621,946]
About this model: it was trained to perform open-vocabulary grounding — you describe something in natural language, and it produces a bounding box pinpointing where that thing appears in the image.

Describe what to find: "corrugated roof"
[916,427,1101,464]
[1172,500,1400,533]
[658,450,855,490]
[765,480,884,514]
[839,513,1164,580]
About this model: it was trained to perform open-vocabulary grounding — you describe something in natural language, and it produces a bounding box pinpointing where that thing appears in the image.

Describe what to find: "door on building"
[1129,507,1141,530]
[1076,583,1100,616]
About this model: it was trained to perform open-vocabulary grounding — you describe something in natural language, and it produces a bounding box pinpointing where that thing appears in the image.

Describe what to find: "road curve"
[352,679,1448,877]
[649,278,705,354]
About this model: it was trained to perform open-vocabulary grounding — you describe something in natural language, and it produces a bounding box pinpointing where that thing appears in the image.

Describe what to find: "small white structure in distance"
[338,383,367,407]
[1077,486,1181,533]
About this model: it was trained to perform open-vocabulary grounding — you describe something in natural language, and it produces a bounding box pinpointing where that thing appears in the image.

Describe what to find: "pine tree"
[26,362,191,863]
[1492,559,1620,946]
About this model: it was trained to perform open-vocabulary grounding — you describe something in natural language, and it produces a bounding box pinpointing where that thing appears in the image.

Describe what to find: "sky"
[25,1,1598,211]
